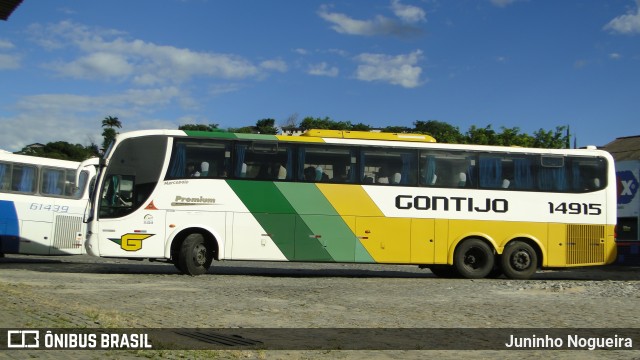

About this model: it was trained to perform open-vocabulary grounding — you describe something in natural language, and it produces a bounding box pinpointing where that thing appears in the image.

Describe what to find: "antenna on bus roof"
[300,129,437,143]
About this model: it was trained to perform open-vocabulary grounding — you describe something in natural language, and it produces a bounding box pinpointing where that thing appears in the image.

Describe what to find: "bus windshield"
[98,136,167,219]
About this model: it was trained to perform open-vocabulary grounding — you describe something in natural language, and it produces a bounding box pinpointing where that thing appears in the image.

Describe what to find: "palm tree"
[101,116,122,129]
[101,116,122,154]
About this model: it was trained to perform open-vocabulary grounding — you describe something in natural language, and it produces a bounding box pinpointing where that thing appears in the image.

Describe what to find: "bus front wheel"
[453,238,495,279]
[501,241,538,280]
[178,233,213,276]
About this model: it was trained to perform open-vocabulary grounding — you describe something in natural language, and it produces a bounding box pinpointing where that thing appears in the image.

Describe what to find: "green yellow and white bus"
[0,152,98,255]
[85,129,616,279]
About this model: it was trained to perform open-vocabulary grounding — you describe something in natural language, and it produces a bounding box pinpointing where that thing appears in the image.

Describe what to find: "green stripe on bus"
[226,180,332,261]
[235,134,279,141]
[276,182,374,263]
[183,130,238,139]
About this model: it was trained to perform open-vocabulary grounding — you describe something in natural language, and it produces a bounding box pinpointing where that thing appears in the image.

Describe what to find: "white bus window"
[501,155,535,190]
[0,162,10,191]
[570,157,607,192]
[420,150,475,188]
[167,139,231,179]
[11,164,37,193]
[75,170,90,198]
[360,148,417,185]
[234,142,293,181]
[538,156,568,191]
[298,146,355,183]
[41,168,66,196]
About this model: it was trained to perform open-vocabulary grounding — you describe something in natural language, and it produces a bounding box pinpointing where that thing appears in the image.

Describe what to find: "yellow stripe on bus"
[316,184,384,220]
[274,135,325,142]
[317,184,412,263]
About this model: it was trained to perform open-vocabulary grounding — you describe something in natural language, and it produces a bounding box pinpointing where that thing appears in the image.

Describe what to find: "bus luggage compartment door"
[356,217,411,263]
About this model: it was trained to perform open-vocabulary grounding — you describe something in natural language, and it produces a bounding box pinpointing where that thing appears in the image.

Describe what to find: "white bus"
[0,152,97,256]
[85,129,617,279]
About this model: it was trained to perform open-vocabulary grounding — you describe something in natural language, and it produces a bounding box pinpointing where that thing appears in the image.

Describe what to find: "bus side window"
[571,157,606,192]
[298,145,353,183]
[234,142,292,181]
[361,148,417,186]
[12,165,37,193]
[0,162,10,191]
[166,140,231,179]
[420,150,470,188]
[41,168,65,196]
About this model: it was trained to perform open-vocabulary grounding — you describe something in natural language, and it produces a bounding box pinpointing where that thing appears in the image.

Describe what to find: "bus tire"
[178,233,212,276]
[172,246,185,273]
[429,265,460,278]
[501,241,537,280]
[453,238,495,279]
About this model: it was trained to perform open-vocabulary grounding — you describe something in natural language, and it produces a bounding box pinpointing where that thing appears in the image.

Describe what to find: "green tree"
[178,123,220,132]
[532,126,569,149]
[496,126,535,147]
[299,116,335,130]
[351,122,373,131]
[298,116,367,131]
[228,126,254,133]
[465,125,503,145]
[382,125,413,133]
[101,116,122,153]
[413,120,464,143]
[255,118,278,134]
[16,141,98,161]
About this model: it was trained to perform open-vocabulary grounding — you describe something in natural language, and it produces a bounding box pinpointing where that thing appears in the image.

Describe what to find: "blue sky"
[0,0,639,152]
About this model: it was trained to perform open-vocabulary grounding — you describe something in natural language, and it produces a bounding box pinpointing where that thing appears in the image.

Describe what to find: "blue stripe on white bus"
[0,200,20,253]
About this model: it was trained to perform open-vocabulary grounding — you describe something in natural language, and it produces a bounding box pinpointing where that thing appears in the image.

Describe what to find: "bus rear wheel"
[178,233,212,276]
[501,241,537,280]
[454,238,495,279]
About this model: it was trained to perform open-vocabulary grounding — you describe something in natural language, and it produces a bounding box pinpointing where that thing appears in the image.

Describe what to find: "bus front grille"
[53,215,83,249]
[566,224,605,265]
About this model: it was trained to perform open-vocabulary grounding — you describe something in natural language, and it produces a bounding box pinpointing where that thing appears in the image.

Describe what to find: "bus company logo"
[395,194,509,213]
[171,195,216,206]
[108,233,154,251]
[617,170,638,205]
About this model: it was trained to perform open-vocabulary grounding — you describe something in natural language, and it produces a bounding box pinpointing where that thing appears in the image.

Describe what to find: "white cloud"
[604,0,640,35]
[308,62,339,77]
[29,21,269,84]
[0,87,185,151]
[0,112,96,152]
[260,59,288,72]
[49,52,133,80]
[609,53,622,60]
[317,4,423,37]
[0,39,15,50]
[0,54,21,70]
[490,0,518,8]
[15,87,182,115]
[391,0,426,23]
[354,50,424,88]
[0,39,20,70]
[209,83,245,97]
[327,48,349,57]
